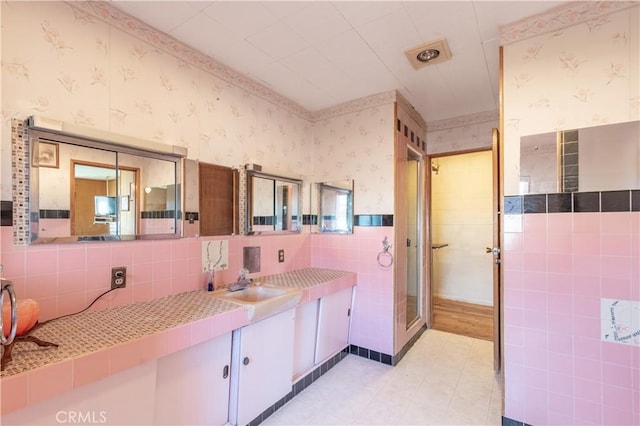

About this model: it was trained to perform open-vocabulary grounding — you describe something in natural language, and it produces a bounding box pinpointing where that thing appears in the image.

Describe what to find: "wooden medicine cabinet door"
[199,162,237,236]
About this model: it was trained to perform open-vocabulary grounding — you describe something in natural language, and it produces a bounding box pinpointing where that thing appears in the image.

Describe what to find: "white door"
[155,333,232,425]
[315,286,353,364]
[232,309,295,426]
[293,300,319,380]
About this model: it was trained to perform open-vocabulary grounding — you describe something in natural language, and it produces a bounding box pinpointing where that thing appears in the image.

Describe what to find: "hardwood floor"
[431,297,493,341]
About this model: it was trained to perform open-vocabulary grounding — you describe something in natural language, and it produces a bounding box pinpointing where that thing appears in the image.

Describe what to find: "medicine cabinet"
[23,116,186,244]
[198,162,238,236]
[245,169,302,235]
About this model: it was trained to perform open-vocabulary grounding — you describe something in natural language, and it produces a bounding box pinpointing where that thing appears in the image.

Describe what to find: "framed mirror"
[319,180,354,233]
[520,120,639,194]
[245,170,302,235]
[25,116,185,243]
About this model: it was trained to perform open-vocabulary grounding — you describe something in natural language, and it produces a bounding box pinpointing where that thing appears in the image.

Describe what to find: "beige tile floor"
[264,329,503,425]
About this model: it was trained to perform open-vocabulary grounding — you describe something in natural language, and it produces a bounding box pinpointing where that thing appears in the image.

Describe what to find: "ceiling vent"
[405,38,452,70]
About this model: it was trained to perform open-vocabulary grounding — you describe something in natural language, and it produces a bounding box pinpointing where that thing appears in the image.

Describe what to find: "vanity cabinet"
[1,361,157,425]
[229,309,295,426]
[315,286,354,364]
[293,300,319,380]
[154,333,232,425]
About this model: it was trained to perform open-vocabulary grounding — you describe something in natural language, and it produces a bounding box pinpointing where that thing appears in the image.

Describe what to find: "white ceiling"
[110,1,566,123]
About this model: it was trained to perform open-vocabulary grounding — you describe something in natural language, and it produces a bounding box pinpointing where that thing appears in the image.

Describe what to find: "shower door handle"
[407,238,411,247]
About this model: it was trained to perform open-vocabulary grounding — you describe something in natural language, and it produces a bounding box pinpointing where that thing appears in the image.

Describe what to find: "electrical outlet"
[111,266,127,289]
[278,249,285,263]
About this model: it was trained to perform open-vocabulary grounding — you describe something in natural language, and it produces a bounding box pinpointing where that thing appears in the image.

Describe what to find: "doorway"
[429,150,494,340]
[71,161,139,236]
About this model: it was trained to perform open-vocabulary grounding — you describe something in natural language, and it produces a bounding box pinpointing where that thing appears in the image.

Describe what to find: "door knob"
[486,247,501,255]
[243,356,250,366]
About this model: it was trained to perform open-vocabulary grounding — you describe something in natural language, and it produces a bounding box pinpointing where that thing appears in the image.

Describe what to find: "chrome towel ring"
[377,236,393,268]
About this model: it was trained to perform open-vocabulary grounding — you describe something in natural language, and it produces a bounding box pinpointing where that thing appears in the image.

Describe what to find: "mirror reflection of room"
[319,180,353,233]
[246,171,302,235]
[520,120,640,194]
[26,120,184,243]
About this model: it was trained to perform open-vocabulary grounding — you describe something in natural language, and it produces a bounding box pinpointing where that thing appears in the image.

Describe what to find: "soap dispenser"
[206,262,215,291]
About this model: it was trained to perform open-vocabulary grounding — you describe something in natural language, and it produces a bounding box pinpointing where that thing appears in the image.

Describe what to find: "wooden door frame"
[426,146,502,371]
[70,160,140,236]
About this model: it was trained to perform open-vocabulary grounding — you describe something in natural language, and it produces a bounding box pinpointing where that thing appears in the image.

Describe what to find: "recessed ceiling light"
[416,49,440,63]
[405,38,452,70]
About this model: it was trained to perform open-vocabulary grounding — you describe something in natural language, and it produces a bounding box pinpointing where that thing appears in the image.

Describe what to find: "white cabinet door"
[230,309,295,426]
[155,333,232,425]
[315,286,354,364]
[293,300,319,380]
[2,361,157,426]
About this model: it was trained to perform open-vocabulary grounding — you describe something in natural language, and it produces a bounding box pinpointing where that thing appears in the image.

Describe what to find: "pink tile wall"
[503,212,640,426]
[139,218,175,235]
[0,227,311,322]
[311,226,395,355]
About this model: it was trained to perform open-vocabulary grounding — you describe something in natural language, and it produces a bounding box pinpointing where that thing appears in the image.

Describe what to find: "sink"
[211,284,302,323]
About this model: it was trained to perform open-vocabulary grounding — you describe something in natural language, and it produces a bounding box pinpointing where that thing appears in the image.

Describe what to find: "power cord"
[38,287,120,327]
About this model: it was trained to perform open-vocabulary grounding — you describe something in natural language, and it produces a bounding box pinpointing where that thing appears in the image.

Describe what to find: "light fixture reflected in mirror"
[431,160,440,175]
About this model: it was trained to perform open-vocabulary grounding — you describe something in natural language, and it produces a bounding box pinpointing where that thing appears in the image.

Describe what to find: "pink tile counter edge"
[0,267,356,415]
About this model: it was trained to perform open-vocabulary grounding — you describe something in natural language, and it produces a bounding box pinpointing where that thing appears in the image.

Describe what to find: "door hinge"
[347,308,351,317]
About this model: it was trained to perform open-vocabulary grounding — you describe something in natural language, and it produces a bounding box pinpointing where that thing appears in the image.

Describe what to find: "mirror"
[319,180,353,233]
[520,120,639,194]
[245,170,302,235]
[25,117,185,243]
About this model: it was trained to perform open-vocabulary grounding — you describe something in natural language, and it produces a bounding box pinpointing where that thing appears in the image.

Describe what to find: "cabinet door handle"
[243,356,250,366]
[222,365,229,379]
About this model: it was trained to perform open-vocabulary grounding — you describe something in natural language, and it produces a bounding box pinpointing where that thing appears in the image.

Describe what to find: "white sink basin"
[212,284,302,323]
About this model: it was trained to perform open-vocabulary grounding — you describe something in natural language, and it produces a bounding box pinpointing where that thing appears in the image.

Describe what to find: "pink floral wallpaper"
[0,1,313,202]
[503,4,639,195]
[313,103,395,215]
[426,110,498,155]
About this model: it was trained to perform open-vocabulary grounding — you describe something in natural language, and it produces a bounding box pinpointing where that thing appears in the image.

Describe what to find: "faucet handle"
[238,268,249,281]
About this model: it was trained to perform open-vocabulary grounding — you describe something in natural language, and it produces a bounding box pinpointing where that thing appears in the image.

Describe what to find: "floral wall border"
[69,2,426,127]
[70,1,311,120]
[500,1,638,45]
[427,109,498,132]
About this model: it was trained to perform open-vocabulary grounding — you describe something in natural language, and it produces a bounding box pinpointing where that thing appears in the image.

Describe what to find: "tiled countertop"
[0,267,356,415]
[0,291,243,378]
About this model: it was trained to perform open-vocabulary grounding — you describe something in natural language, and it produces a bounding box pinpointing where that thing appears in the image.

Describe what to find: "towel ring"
[377,236,393,268]
[377,251,393,268]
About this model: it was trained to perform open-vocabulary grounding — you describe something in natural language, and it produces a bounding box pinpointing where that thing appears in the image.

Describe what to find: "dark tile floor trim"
[349,343,393,365]
[247,346,350,426]
[391,323,428,366]
[502,416,531,426]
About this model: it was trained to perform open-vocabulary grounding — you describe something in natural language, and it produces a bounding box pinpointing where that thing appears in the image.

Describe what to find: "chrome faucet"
[227,268,252,292]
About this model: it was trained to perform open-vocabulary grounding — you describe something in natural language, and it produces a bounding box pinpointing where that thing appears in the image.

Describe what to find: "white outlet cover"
[202,240,229,272]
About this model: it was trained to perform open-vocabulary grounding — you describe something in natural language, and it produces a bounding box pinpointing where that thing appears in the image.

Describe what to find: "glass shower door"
[406,148,422,328]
